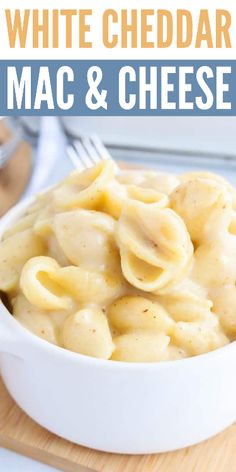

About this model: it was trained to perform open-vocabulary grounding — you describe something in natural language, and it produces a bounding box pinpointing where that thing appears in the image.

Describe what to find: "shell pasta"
[0,160,235,362]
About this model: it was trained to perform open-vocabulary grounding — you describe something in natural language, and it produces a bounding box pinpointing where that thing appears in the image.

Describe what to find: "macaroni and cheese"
[0,160,234,362]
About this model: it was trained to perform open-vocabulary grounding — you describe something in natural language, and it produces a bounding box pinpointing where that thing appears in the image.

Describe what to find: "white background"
[62,116,236,155]
[0,0,235,60]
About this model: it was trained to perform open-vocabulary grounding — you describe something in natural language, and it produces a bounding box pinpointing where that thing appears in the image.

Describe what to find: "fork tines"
[68,134,112,170]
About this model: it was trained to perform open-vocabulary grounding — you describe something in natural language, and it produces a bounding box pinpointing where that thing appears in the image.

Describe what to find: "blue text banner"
[0,60,235,115]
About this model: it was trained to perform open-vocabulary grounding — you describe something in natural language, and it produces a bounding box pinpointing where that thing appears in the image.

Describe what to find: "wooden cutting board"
[0,378,236,472]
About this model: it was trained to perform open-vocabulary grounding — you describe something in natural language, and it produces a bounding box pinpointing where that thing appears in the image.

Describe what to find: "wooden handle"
[0,140,32,217]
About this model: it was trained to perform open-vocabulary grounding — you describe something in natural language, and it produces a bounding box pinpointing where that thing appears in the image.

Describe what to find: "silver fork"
[66,134,115,171]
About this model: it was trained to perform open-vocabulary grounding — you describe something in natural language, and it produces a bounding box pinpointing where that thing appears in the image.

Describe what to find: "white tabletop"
[0,448,59,472]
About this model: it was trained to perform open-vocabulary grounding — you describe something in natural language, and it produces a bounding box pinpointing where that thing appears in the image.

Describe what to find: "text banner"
[0,60,235,115]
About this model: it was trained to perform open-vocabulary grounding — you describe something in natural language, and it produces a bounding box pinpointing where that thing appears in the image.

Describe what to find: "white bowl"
[1,196,236,454]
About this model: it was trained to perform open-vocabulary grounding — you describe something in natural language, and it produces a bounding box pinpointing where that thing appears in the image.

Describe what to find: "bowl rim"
[0,190,236,372]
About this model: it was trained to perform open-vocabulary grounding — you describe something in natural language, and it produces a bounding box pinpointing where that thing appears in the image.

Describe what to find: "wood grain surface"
[0,378,235,472]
